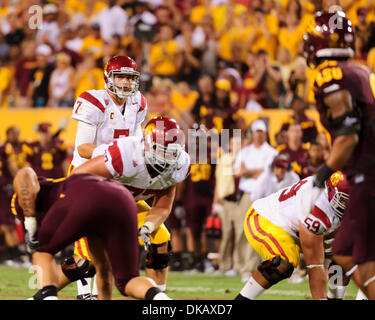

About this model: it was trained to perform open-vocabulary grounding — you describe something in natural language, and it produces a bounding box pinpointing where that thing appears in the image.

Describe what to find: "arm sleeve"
[74,121,97,147]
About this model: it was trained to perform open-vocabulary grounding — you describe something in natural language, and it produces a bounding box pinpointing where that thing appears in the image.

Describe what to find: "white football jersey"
[95,136,190,201]
[71,89,148,167]
[252,176,341,240]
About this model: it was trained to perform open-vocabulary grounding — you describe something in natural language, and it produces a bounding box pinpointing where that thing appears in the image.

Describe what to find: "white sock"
[77,278,91,295]
[356,289,368,300]
[239,276,266,300]
[153,292,172,300]
[91,275,98,296]
[156,284,166,292]
[327,285,347,299]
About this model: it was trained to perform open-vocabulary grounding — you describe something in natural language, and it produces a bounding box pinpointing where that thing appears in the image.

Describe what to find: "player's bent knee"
[61,257,96,282]
[116,275,137,296]
[258,256,294,285]
[145,242,171,270]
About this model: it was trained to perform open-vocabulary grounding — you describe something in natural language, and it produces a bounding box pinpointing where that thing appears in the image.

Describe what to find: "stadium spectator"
[233,119,277,281]
[26,44,55,108]
[255,50,285,109]
[277,121,309,178]
[251,153,300,202]
[80,23,104,62]
[74,51,105,99]
[26,122,69,179]
[36,3,60,49]
[55,31,83,68]
[191,75,215,122]
[175,20,203,88]
[301,140,324,178]
[148,24,182,80]
[48,53,75,107]
[95,0,128,43]
[0,56,13,108]
[169,81,198,128]
[249,7,278,61]
[13,40,37,108]
[355,7,375,55]
[280,94,318,143]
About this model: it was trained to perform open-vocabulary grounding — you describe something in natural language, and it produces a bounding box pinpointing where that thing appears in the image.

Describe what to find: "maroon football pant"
[37,177,139,294]
[332,176,375,264]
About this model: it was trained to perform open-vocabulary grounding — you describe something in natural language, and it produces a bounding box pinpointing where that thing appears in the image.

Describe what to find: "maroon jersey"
[314,60,375,180]
[12,174,140,294]
[0,144,10,186]
[276,143,309,178]
[185,163,216,199]
[27,139,67,179]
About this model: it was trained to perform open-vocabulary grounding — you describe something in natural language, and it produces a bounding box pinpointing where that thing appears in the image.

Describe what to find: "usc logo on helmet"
[330,171,344,187]
[145,123,156,136]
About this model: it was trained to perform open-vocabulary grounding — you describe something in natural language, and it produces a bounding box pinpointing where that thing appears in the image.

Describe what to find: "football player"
[302,11,375,299]
[235,172,350,300]
[70,55,148,299]
[56,116,190,295]
[12,167,171,300]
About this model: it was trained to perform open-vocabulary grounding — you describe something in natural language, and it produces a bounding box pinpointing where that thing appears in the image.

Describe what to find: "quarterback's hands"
[139,225,152,252]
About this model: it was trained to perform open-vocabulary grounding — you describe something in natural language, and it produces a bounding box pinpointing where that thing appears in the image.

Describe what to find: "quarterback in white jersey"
[235,171,350,300]
[60,116,190,294]
[70,55,147,169]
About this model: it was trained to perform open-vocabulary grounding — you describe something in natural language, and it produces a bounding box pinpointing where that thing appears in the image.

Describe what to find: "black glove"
[24,231,40,253]
[138,225,152,252]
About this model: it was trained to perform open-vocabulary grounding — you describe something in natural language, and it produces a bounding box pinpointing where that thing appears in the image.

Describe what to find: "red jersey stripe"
[139,93,147,112]
[246,211,279,258]
[108,141,123,175]
[253,214,290,263]
[79,91,105,113]
[311,206,332,230]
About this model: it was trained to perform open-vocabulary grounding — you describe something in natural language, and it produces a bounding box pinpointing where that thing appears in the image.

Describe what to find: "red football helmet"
[303,11,355,67]
[325,171,350,219]
[104,56,140,98]
[143,116,185,174]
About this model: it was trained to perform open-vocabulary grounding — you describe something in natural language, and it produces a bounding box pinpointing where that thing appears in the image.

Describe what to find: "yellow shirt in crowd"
[149,40,180,76]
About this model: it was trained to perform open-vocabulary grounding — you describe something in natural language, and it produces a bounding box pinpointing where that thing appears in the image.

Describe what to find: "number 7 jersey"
[71,89,148,167]
[252,177,340,239]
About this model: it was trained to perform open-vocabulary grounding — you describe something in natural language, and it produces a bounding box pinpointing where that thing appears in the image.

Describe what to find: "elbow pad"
[329,112,361,136]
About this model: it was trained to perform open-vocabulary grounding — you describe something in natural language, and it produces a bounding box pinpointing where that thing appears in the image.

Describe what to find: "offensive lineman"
[235,172,350,300]
[302,11,375,299]
[70,55,148,298]
[57,116,190,294]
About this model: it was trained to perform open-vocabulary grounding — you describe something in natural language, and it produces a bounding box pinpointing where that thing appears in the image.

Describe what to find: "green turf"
[0,265,359,300]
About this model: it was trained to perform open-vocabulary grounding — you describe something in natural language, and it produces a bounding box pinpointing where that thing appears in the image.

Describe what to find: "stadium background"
[0,0,374,299]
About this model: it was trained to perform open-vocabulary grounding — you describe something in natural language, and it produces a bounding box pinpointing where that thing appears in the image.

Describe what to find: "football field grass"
[0,265,359,300]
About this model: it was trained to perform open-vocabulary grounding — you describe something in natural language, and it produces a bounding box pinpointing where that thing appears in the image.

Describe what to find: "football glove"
[139,225,152,252]
[24,231,40,253]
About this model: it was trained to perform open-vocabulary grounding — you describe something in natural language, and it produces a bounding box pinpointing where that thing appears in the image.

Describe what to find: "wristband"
[315,164,335,188]
[24,217,37,235]
[143,221,155,233]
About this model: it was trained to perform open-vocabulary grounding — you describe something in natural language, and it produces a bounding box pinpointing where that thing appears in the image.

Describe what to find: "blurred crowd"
[0,0,375,283]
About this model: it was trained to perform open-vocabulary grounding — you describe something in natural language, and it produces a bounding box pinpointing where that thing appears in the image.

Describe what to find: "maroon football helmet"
[303,11,355,67]
[325,171,350,220]
[144,116,185,174]
[104,56,140,98]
